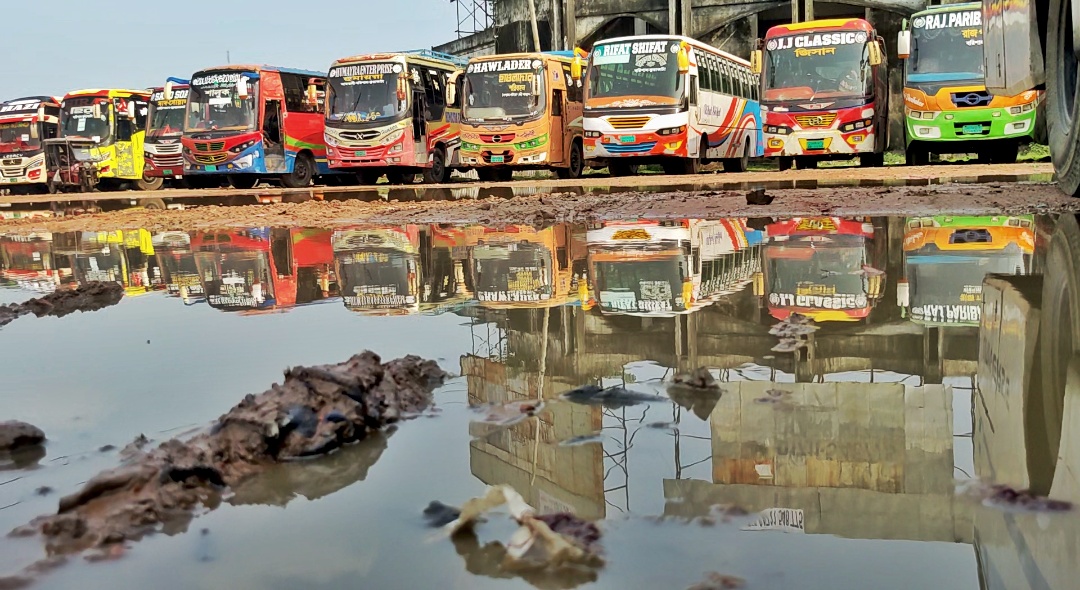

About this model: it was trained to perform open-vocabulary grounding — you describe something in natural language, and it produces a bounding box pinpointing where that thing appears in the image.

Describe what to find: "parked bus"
[144,78,189,185]
[46,89,155,192]
[332,225,421,315]
[0,96,60,194]
[583,35,762,176]
[324,50,467,185]
[898,215,1036,326]
[987,0,1080,196]
[52,230,161,295]
[586,219,762,316]
[754,217,886,322]
[898,3,1041,165]
[459,51,586,181]
[466,224,587,308]
[152,231,204,304]
[752,19,889,169]
[183,65,335,189]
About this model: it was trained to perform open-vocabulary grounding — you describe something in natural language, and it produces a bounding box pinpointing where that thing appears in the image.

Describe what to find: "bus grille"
[195,142,226,152]
[607,116,650,129]
[149,154,184,168]
[154,144,182,155]
[479,133,516,144]
[950,229,993,244]
[605,141,657,154]
[794,114,837,128]
[193,153,229,165]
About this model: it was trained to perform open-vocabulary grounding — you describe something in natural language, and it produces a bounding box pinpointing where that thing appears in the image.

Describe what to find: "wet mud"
[0,282,123,328]
[10,352,445,564]
[0,423,44,453]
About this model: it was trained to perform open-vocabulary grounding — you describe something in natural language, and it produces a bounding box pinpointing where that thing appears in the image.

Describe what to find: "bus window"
[425,70,446,121]
[552,90,563,116]
[450,73,463,109]
[703,60,714,92]
[690,76,699,107]
[282,73,310,113]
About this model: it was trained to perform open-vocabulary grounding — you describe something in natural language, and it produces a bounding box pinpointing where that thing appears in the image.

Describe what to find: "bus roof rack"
[398,49,470,67]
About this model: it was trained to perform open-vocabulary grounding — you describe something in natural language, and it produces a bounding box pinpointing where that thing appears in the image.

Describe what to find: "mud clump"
[15,351,446,556]
[0,282,124,328]
[0,421,45,452]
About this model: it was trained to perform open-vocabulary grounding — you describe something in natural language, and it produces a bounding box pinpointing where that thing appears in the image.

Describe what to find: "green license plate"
[163,169,174,176]
[620,135,635,143]
[806,139,825,150]
[354,150,367,157]
[962,124,983,134]
[490,155,505,163]
[206,165,217,172]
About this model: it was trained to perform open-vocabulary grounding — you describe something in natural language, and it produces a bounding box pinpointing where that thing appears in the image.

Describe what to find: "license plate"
[163,169,173,176]
[206,165,217,172]
[962,124,983,134]
[806,139,825,150]
[619,135,635,143]
[490,155,505,163]
[354,150,367,157]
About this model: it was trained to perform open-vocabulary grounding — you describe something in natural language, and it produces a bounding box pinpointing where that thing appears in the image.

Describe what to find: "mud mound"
[12,351,445,557]
[0,282,123,328]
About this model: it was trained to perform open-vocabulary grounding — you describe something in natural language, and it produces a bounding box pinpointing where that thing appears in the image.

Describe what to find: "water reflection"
[4,214,1080,589]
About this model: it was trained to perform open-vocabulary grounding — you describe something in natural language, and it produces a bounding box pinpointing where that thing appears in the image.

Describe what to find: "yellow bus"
[466,224,587,309]
[47,89,157,192]
[459,51,586,181]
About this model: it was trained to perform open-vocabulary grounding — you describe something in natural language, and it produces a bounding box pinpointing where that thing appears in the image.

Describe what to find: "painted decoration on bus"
[911,9,982,33]
[327,63,404,124]
[0,99,48,115]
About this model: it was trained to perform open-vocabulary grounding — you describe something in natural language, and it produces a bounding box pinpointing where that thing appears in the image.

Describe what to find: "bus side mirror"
[750,50,763,74]
[897,30,912,59]
[571,58,583,81]
[677,43,690,74]
[29,126,38,140]
[305,83,318,107]
[237,77,250,99]
[165,81,175,100]
[868,41,883,66]
[92,103,102,119]
[446,73,459,104]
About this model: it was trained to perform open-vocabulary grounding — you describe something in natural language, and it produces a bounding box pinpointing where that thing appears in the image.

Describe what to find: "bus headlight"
[657,126,686,136]
[907,110,938,120]
[514,134,549,150]
[324,134,338,147]
[229,140,257,154]
[381,130,405,145]
[1009,103,1036,115]
[461,141,480,152]
[840,119,874,133]
[765,125,792,135]
[584,130,602,138]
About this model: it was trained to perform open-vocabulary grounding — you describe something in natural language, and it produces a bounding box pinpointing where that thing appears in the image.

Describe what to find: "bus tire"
[906,142,930,166]
[1048,0,1080,196]
[229,175,259,190]
[723,138,751,173]
[137,197,166,210]
[608,161,638,177]
[135,175,164,192]
[423,146,450,184]
[282,152,315,188]
[387,170,416,185]
[556,140,584,179]
[1038,214,1080,493]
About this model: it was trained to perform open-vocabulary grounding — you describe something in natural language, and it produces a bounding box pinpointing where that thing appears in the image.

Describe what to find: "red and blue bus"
[182,65,337,189]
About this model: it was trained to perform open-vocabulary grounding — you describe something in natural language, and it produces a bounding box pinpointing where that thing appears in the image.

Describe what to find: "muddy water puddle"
[1,214,1077,589]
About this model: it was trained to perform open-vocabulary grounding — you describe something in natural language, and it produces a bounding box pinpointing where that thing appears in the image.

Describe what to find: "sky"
[1,0,460,100]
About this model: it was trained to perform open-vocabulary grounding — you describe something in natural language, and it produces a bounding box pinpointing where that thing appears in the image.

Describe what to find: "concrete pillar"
[552,0,562,50]
[680,0,692,36]
[792,0,800,24]
[866,8,907,152]
[670,0,678,36]
[806,0,815,20]
[565,0,577,48]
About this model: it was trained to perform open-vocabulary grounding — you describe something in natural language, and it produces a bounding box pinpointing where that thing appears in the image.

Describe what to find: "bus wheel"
[423,147,450,184]
[723,138,751,173]
[386,170,416,185]
[137,197,167,210]
[282,153,315,188]
[1037,215,1080,493]
[906,142,930,166]
[557,140,584,179]
[1048,0,1080,195]
[859,152,885,168]
[229,175,259,190]
[135,175,164,191]
[608,161,638,177]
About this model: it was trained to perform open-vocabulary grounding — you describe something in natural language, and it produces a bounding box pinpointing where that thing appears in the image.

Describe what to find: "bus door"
[113,98,139,178]
[412,76,428,165]
[550,87,566,164]
[263,99,285,172]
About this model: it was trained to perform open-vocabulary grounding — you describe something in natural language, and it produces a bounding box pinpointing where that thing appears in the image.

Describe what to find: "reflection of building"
[664,380,971,542]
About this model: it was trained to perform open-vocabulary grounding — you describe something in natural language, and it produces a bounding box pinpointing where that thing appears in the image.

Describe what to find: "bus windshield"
[195,251,274,308]
[764,33,871,101]
[463,62,546,122]
[60,97,111,142]
[148,90,187,137]
[0,122,38,153]
[907,250,1025,307]
[766,242,870,306]
[907,10,984,82]
[593,257,686,314]
[587,39,684,107]
[327,62,405,124]
[185,73,258,133]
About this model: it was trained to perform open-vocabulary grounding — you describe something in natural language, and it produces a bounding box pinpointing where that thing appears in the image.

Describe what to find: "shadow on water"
[2,213,1080,588]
